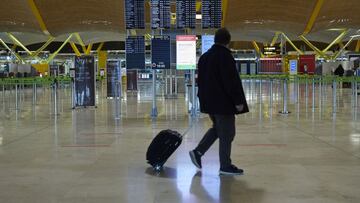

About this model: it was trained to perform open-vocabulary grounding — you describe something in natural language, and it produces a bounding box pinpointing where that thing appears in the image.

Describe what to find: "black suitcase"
[146,129,183,171]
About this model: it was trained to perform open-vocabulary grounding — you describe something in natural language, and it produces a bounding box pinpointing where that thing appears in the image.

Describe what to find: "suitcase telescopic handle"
[181,123,194,138]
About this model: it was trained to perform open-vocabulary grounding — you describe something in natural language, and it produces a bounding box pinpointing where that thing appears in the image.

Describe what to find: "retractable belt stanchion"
[2,82,4,101]
[259,77,262,103]
[165,70,168,96]
[190,69,196,117]
[115,81,120,120]
[15,82,19,111]
[151,69,158,117]
[279,77,290,114]
[312,77,316,112]
[294,76,298,104]
[355,78,358,107]
[305,76,309,111]
[18,81,21,106]
[174,71,178,95]
[332,77,337,114]
[53,79,59,116]
[269,78,273,108]
[319,76,322,109]
[32,82,37,106]
[71,78,75,109]
[170,70,173,97]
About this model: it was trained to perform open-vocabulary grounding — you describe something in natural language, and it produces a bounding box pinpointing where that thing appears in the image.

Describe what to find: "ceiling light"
[350,34,360,38]
[327,28,346,31]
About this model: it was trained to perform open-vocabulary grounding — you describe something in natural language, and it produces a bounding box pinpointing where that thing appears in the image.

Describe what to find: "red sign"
[299,55,315,74]
[176,35,197,41]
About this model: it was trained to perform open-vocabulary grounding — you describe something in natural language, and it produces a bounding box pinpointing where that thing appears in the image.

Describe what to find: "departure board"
[151,0,171,29]
[125,0,145,29]
[202,0,222,29]
[151,35,171,69]
[126,36,145,70]
[176,0,196,29]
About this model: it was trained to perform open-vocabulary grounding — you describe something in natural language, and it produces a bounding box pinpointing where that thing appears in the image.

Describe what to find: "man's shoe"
[189,150,202,169]
[219,165,244,176]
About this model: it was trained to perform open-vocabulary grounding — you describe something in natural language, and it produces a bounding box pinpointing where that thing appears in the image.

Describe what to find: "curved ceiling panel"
[305,29,359,43]
[0,0,41,34]
[225,0,317,41]
[55,32,126,45]
[34,0,125,36]
[312,0,360,32]
[0,32,49,46]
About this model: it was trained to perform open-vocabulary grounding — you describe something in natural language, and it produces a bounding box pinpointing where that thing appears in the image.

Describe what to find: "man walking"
[189,28,249,175]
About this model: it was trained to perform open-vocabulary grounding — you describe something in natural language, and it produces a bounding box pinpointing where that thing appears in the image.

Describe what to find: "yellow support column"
[338,42,344,49]
[270,32,280,47]
[356,40,360,52]
[299,35,325,57]
[0,39,24,63]
[27,0,51,35]
[70,42,82,57]
[303,0,325,35]
[98,51,107,74]
[281,33,304,55]
[221,0,229,27]
[85,44,93,55]
[332,38,356,60]
[32,63,49,74]
[47,34,73,63]
[6,33,32,55]
[96,42,104,52]
[196,2,202,12]
[32,36,55,57]
[322,29,348,53]
[74,33,87,53]
[252,41,264,58]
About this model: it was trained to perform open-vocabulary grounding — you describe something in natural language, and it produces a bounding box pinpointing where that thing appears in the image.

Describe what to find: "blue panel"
[125,0,145,29]
[201,35,214,54]
[151,35,171,69]
[126,36,145,70]
[176,0,196,29]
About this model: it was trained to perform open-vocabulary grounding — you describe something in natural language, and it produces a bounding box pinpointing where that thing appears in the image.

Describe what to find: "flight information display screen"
[125,0,145,29]
[202,0,222,29]
[176,0,196,29]
[151,35,171,69]
[151,0,171,29]
[126,36,145,70]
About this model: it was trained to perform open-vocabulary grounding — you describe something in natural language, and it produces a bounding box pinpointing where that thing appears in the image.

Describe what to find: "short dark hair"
[214,28,231,45]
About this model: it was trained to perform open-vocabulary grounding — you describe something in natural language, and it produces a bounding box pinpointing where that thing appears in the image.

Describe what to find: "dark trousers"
[195,114,236,168]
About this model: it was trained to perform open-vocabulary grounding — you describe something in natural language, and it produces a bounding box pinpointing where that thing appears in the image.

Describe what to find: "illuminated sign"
[176,35,197,70]
[289,60,298,75]
[151,35,171,69]
[201,35,214,54]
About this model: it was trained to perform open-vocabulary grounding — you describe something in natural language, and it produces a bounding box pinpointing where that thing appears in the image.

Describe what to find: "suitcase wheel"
[153,164,163,172]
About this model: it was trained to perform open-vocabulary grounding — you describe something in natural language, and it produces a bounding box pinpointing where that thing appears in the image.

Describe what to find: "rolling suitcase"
[146,129,183,171]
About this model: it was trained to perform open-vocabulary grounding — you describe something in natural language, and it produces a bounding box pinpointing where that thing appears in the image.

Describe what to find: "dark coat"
[197,44,249,115]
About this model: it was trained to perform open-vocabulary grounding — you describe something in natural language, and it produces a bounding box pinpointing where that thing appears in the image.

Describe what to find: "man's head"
[214,28,231,46]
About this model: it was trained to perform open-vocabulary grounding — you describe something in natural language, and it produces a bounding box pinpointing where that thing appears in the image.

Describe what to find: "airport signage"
[176,35,196,70]
[74,56,96,107]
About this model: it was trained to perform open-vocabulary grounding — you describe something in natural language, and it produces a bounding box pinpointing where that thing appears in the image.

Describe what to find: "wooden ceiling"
[0,0,359,45]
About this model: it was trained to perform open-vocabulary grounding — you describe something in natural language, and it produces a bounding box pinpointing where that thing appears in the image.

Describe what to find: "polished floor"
[0,80,359,203]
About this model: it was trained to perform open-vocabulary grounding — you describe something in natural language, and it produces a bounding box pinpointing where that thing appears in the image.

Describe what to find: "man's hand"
[235,104,244,112]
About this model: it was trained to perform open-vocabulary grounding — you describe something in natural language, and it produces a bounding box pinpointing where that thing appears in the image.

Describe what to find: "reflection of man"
[189,28,249,175]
